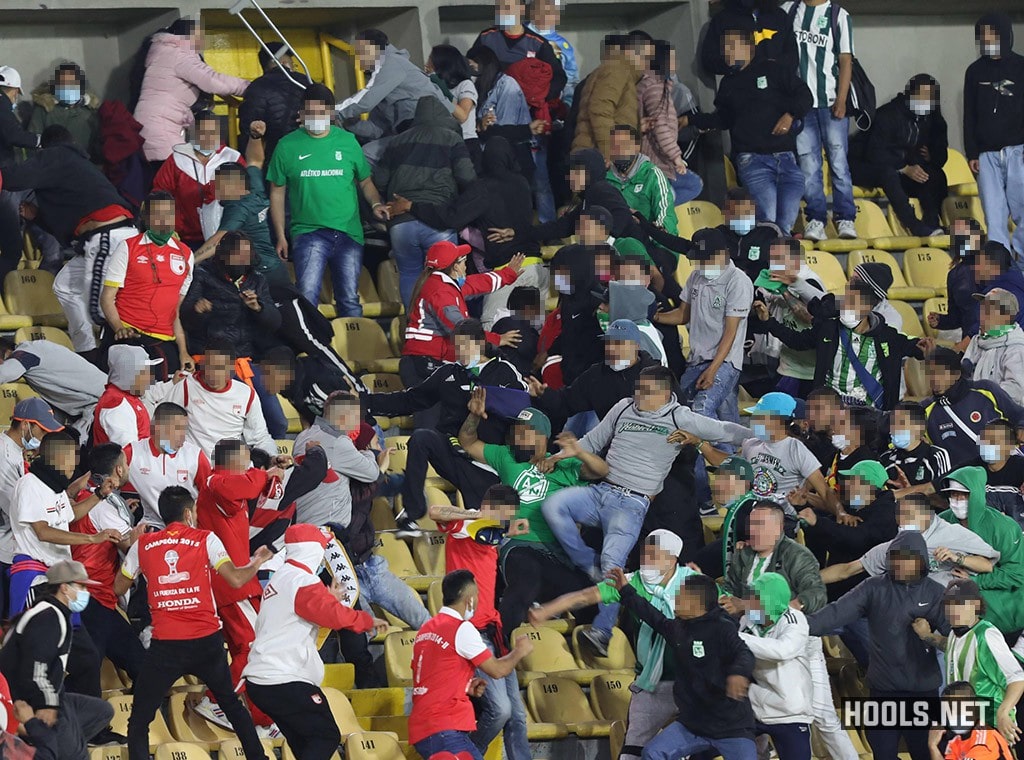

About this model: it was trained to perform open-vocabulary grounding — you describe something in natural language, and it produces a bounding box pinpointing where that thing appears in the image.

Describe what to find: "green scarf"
[147,228,174,247]
[429,73,453,101]
[634,565,694,691]
[982,323,1015,340]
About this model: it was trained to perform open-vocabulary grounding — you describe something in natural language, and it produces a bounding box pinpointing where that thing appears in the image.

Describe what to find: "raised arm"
[457,387,489,463]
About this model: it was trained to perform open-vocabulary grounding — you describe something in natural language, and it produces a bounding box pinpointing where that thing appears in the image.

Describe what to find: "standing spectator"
[409,569,533,760]
[606,125,680,240]
[268,84,387,318]
[928,218,983,353]
[337,29,452,165]
[152,111,242,248]
[849,74,948,237]
[374,96,477,306]
[963,14,1024,260]
[237,42,310,160]
[640,41,703,205]
[963,289,1024,404]
[572,31,652,161]
[131,19,249,166]
[426,45,480,168]
[782,0,858,242]
[0,66,41,286]
[686,24,811,233]
[28,63,99,161]
[701,0,799,76]
[99,191,194,375]
[115,487,272,760]
[0,561,115,760]
[92,345,161,447]
[530,0,578,103]
[472,0,566,101]
[850,262,903,331]
[974,243,1024,330]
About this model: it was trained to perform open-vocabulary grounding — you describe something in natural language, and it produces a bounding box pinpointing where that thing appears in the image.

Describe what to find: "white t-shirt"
[10,472,75,566]
[453,79,479,141]
[0,435,26,564]
[741,437,822,502]
[89,497,133,535]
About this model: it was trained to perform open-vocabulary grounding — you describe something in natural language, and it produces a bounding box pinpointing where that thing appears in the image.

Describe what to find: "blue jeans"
[670,170,705,205]
[533,139,556,224]
[541,482,650,636]
[643,720,757,760]
[389,220,457,308]
[978,144,1024,262]
[735,152,805,234]
[414,730,484,760]
[355,554,429,628]
[680,360,742,504]
[471,637,530,760]
[292,228,363,317]
[796,107,856,223]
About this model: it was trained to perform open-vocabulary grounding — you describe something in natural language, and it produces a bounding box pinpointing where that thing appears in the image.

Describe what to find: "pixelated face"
[908,82,939,114]
[977,24,999,49]
[973,253,999,284]
[978,298,1011,333]
[641,542,677,578]
[892,409,923,441]
[157,414,189,451]
[453,334,485,367]
[711,471,746,506]
[723,32,752,68]
[147,199,176,234]
[768,242,801,273]
[56,68,79,87]
[806,396,840,433]
[725,199,757,223]
[633,377,669,412]
[215,171,247,203]
[609,130,639,162]
[224,237,253,268]
[130,365,155,396]
[194,117,221,152]
[260,363,292,395]
[203,351,234,391]
[190,24,205,53]
[568,167,588,194]
[840,284,872,321]
[674,584,709,619]
[617,260,649,286]
[604,338,637,366]
[302,99,332,123]
[355,39,382,72]
[843,475,875,510]
[896,498,929,531]
[510,423,544,455]
[943,598,980,627]
[530,0,560,29]
[52,441,77,479]
[480,498,518,523]
[889,551,921,582]
[926,363,960,396]
[747,508,783,552]
[577,216,607,247]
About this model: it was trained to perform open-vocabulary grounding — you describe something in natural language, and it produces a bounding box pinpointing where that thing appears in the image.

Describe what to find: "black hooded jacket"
[700,0,799,77]
[237,66,311,157]
[963,13,1024,159]
[549,244,604,384]
[850,93,949,172]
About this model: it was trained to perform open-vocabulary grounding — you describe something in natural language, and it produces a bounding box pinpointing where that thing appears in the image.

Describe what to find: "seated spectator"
[337,28,452,164]
[374,96,477,306]
[849,262,903,330]
[131,19,249,166]
[572,31,651,161]
[979,420,1024,530]
[849,74,948,237]
[796,387,846,467]
[975,242,1024,328]
[99,191,194,376]
[237,42,310,160]
[700,0,798,77]
[0,680,58,760]
[426,44,480,167]
[963,288,1024,404]
[928,218,983,352]
[640,41,703,205]
[880,401,952,487]
[92,345,161,447]
[686,23,812,233]
[606,125,680,240]
[28,63,99,162]
[491,286,542,376]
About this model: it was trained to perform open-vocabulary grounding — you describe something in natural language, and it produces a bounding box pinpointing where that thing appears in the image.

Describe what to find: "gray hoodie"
[337,45,453,142]
[963,324,1024,405]
[581,397,750,496]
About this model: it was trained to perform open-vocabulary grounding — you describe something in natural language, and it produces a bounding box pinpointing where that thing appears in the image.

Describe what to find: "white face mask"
[554,274,572,294]
[703,266,724,280]
[464,603,476,621]
[639,564,666,585]
[23,431,41,450]
[898,523,921,532]
[839,310,861,328]
[831,434,850,450]
[949,495,969,520]
[980,444,1001,463]
[305,117,331,134]
[496,14,519,28]
[981,42,1001,57]
[607,358,633,372]
[908,100,933,116]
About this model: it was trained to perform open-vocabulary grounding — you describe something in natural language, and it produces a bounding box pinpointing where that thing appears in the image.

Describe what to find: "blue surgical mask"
[496,14,519,28]
[752,423,770,442]
[849,494,866,509]
[193,144,214,157]
[160,439,178,456]
[23,433,41,451]
[464,354,481,370]
[703,266,724,280]
[55,86,80,104]
[554,274,572,294]
[747,609,765,625]
[729,216,756,235]
[890,430,913,450]
[456,276,467,288]
[980,444,1000,463]
[69,588,90,613]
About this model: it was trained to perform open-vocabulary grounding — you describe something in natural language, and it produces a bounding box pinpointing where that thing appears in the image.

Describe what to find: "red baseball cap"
[285,524,333,548]
[426,240,471,270]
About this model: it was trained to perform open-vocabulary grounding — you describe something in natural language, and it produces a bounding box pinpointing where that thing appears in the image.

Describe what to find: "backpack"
[787,1,876,130]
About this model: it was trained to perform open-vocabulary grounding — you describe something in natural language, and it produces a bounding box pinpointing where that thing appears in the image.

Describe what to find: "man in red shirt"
[115,486,272,760]
[92,345,162,446]
[409,569,533,760]
[195,438,285,730]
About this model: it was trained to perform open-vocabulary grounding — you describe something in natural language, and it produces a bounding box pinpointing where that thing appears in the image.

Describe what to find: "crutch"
[228,0,312,88]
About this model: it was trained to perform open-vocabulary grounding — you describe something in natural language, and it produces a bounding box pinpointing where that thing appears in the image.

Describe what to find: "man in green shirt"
[267,84,388,316]
[458,404,606,636]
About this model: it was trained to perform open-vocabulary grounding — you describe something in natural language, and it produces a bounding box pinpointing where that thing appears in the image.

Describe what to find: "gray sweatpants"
[621,680,677,760]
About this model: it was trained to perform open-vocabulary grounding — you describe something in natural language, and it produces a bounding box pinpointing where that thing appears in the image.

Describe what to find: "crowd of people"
[0,0,1022,759]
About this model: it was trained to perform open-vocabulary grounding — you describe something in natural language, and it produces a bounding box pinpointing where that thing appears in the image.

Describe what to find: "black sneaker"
[394,510,423,538]
[698,502,720,517]
[89,728,128,746]
[579,627,610,658]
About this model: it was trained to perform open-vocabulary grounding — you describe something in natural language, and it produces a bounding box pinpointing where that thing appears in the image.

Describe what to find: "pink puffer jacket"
[638,71,683,179]
[134,33,249,161]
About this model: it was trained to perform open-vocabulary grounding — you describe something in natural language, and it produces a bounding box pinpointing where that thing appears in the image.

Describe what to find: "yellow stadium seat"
[359,267,401,318]
[321,686,368,738]
[903,248,951,295]
[852,183,884,199]
[370,497,397,531]
[283,745,340,760]
[3,269,67,327]
[851,199,921,251]
[427,578,443,615]
[922,297,949,339]
[100,658,128,695]
[277,394,302,434]
[526,677,613,737]
[217,739,276,760]
[675,201,724,238]
[526,709,571,740]
[944,148,978,196]
[345,731,405,760]
[89,747,125,760]
[803,251,847,294]
[942,196,986,231]
[322,662,356,691]
[331,318,401,373]
[412,533,446,577]
[383,630,418,687]
[847,250,934,301]
[373,533,437,592]
[513,625,604,685]
[807,208,864,254]
[106,695,176,750]
[376,260,404,311]
[0,294,32,330]
[571,625,636,672]
[723,155,738,189]
[388,316,406,356]
[166,693,235,750]
[275,439,293,458]
[361,373,413,428]
[153,743,212,760]
[589,673,635,721]
[888,301,924,338]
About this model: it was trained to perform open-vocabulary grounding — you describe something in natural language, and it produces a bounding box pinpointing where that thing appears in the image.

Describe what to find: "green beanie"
[752,572,792,624]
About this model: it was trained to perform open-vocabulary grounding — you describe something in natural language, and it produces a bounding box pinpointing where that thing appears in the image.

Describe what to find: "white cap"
[645,529,683,558]
[0,66,22,92]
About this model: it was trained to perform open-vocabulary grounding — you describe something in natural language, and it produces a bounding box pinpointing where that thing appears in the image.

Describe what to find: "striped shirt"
[827,329,880,404]
[783,1,854,107]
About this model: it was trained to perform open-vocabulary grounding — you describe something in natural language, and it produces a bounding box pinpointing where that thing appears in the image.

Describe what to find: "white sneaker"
[256,724,283,740]
[803,219,827,242]
[836,219,858,239]
[192,696,233,729]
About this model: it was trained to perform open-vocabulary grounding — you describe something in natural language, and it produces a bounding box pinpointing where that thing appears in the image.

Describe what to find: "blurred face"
[839,285,873,326]
[617,261,650,287]
[530,0,560,30]
[189,25,205,53]
[889,552,921,582]
[908,83,939,115]
[610,131,640,165]
[723,33,753,69]
[260,363,293,395]
[927,363,960,396]
[891,408,924,447]
[215,171,248,203]
[978,24,1000,54]
[355,39,382,72]
[594,251,613,283]
[769,243,802,275]
[979,429,1014,465]
[634,377,670,412]
[302,99,332,134]
[130,366,154,396]
[640,543,677,583]
[725,199,757,223]
[748,508,783,552]
[51,442,77,479]
[194,117,220,152]
[973,253,999,284]
[454,335,485,367]
[674,586,708,619]
[223,447,251,474]
[203,350,234,391]
[510,423,545,463]
[495,0,523,27]
[751,413,787,443]
[568,167,588,194]
[807,396,840,433]
[605,339,638,368]
[332,401,362,433]
[844,476,875,510]
[700,250,730,277]
[944,598,981,628]
[155,414,189,451]
[979,299,1012,333]
[56,69,79,88]
[225,238,252,268]
[896,500,930,531]
[712,471,748,506]
[577,216,608,247]
[480,498,518,523]
[147,200,176,235]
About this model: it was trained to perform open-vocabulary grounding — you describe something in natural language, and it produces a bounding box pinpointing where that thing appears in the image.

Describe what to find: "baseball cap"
[45,560,100,586]
[744,391,797,417]
[838,460,889,489]
[579,205,613,231]
[972,287,1020,315]
[717,456,754,481]
[602,319,642,344]
[514,407,551,438]
[941,479,971,494]
[645,529,683,558]
[285,524,333,548]
[613,237,653,264]
[688,228,729,262]
[943,578,983,602]
[12,397,64,432]
[0,67,23,93]
[425,240,471,270]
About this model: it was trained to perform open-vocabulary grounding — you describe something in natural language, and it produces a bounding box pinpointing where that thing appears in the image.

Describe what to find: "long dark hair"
[430,44,473,89]
[467,46,502,104]
[649,40,674,112]
[129,18,197,110]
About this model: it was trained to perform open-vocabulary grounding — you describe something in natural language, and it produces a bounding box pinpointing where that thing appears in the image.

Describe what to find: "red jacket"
[197,467,268,606]
[93,384,150,446]
[506,58,554,126]
[403,269,518,361]
[151,144,243,243]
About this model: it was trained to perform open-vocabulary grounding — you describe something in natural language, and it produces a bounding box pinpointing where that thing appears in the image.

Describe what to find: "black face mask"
[612,157,635,174]
[223,263,249,280]
[950,624,973,637]
[511,445,536,464]
[951,234,976,259]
